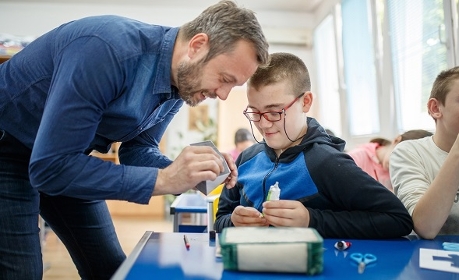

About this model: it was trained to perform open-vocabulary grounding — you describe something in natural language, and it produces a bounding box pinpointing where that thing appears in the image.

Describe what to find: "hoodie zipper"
[260,156,280,209]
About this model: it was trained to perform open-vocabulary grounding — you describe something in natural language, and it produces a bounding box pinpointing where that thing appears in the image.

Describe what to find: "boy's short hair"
[234,128,254,145]
[248,52,311,95]
[400,129,432,142]
[430,66,459,105]
[180,0,269,66]
[369,137,391,146]
[370,130,432,146]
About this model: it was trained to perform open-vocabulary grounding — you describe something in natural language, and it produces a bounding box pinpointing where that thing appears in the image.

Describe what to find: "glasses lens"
[265,112,282,122]
[245,112,260,122]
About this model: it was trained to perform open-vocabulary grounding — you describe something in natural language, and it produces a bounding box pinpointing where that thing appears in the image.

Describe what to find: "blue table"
[111,232,459,279]
[170,193,208,232]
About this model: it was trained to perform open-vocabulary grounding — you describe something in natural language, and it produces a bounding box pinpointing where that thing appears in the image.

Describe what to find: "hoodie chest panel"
[238,152,319,210]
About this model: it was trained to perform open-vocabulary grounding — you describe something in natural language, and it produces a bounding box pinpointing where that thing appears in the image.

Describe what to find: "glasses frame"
[243,92,305,123]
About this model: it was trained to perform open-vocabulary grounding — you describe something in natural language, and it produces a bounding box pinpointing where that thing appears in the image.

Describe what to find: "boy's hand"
[262,200,310,227]
[231,205,269,227]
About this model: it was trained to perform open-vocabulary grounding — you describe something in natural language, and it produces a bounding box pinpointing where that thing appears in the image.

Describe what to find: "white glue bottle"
[266,182,281,201]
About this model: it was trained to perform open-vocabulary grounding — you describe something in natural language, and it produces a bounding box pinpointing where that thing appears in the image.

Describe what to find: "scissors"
[350,253,377,274]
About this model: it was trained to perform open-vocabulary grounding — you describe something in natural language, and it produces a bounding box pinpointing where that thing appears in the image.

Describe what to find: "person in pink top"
[228,128,255,160]
[348,130,432,191]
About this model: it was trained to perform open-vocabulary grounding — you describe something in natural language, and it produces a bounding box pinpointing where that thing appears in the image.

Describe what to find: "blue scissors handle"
[443,242,459,251]
[350,253,377,265]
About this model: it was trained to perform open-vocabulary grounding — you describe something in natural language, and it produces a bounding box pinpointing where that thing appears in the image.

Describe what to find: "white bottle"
[267,182,281,201]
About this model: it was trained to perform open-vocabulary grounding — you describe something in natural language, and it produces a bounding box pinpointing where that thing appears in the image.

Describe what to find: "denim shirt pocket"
[115,98,178,143]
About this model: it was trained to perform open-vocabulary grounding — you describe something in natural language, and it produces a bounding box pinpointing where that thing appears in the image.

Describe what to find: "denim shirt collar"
[153,27,180,99]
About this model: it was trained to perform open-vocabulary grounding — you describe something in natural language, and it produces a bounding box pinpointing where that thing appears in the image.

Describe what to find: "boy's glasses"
[243,93,305,122]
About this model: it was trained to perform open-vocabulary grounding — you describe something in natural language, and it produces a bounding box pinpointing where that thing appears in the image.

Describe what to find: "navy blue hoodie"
[215,118,413,239]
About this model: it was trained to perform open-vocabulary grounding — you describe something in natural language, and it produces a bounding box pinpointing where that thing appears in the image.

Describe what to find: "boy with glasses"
[215,52,413,238]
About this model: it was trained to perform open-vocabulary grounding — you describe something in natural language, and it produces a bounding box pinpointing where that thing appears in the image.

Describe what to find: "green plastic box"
[219,227,323,275]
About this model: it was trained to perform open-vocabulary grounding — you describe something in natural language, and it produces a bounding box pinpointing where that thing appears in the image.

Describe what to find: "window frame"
[313,0,458,150]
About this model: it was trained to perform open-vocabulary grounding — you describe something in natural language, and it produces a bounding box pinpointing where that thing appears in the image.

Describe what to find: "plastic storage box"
[219,227,323,275]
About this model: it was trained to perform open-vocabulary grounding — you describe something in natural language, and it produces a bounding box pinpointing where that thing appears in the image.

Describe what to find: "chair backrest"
[209,184,224,219]
[206,184,224,231]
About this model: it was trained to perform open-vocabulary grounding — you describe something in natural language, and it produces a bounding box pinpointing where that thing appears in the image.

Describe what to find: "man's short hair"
[181,0,269,66]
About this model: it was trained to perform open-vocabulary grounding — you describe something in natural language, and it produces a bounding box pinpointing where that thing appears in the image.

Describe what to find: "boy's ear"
[427,98,442,119]
[302,91,313,112]
[187,33,209,60]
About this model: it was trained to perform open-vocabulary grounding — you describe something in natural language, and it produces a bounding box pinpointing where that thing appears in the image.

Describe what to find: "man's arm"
[29,37,145,201]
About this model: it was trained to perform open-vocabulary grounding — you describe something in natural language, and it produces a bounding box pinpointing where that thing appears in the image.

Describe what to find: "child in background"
[214,52,413,239]
[391,66,459,239]
[228,128,255,161]
[348,130,432,191]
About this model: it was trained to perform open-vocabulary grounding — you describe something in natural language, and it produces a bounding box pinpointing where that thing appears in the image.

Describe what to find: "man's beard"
[177,59,206,107]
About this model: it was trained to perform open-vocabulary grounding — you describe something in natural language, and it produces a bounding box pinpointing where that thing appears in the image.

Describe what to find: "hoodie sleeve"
[306,146,413,239]
[214,182,241,232]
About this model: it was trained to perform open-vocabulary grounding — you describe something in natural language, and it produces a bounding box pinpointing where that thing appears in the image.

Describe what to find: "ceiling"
[153,0,324,13]
[7,0,323,13]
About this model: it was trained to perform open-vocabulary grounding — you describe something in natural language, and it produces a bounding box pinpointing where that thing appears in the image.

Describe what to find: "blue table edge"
[169,193,208,214]
[111,231,153,280]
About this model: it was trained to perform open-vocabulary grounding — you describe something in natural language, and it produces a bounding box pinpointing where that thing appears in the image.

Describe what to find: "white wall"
[0,0,319,157]
[0,1,315,37]
[0,2,200,36]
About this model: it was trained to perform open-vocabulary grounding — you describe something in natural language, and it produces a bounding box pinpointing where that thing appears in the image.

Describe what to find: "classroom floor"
[42,216,173,280]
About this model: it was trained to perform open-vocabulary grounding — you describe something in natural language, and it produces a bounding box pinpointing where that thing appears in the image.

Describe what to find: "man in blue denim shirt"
[0,1,269,279]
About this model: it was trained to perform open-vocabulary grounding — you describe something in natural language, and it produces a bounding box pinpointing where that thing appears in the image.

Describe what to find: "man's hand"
[231,205,269,227]
[153,146,233,195]
[262,200,310,227]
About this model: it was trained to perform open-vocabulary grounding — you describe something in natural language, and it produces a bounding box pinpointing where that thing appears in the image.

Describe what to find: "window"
[313,0,457,148]
[341,0,380,136]
[387,0,448,131]
[313,14,342,137]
